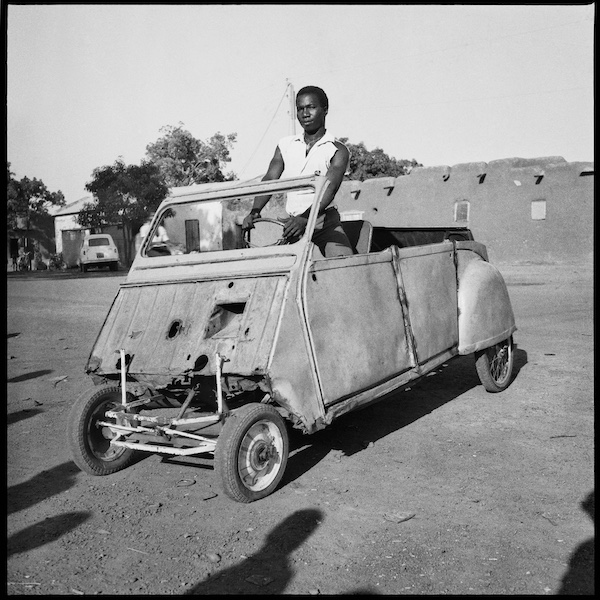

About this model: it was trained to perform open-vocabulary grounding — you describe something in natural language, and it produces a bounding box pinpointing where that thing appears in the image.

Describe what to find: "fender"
[456,249,516,354]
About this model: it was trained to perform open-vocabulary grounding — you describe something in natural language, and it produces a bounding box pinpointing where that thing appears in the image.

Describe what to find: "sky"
[6,3,595,204]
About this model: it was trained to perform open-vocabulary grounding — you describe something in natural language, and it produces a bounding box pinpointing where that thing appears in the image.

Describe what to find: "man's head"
[296,86,329,134]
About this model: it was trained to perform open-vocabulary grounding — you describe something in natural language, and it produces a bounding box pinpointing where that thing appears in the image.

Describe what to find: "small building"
[51,196,126,268]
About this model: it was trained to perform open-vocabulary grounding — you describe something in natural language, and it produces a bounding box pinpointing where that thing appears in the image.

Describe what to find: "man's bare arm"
[242,147,285,230]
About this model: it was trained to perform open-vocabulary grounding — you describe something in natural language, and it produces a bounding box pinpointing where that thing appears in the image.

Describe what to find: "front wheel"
[475,335,514,392]
[67,384,138,475]
[215,403,289,502]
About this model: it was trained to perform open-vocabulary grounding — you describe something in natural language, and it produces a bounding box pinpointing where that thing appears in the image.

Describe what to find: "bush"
[49,252,66,270]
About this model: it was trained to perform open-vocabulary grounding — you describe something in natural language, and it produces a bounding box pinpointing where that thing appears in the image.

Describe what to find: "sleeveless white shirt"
[278,131,346,215]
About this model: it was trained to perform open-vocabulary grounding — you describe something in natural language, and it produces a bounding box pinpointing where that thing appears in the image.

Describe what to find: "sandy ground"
[6,261,594,595]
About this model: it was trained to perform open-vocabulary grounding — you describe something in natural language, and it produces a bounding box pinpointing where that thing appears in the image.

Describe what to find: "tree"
[145,123,237,186]
[338,139,422,181]
[7,162,65,252]
[78,158,169,266]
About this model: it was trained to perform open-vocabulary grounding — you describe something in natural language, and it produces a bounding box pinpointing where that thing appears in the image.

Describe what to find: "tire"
[215,403,289,503]
[109,262,118,271]
[67,384,138,475]
[475,335,514,393]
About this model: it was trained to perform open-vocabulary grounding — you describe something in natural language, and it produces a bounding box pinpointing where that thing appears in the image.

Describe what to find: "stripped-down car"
[68,174,516,502]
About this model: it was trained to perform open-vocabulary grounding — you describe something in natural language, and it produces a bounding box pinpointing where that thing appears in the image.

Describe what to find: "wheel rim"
[487,338,513,386]
[86,398,128,462]
[237,420,284,492]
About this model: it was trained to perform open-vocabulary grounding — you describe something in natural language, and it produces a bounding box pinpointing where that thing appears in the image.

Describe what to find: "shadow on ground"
[282,348,527,487]
[557,490,595,595]
[185,508,323,595]
[7,461,82,516]
[7,511,91,557]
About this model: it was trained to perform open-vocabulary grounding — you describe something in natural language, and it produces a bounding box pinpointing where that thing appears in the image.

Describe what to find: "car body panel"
[306,250,412,406]
[395,242,459,363]
[456,249,517,354]
[88,276,289,386]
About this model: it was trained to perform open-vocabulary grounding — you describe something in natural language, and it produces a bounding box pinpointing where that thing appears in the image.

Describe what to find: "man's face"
[296,93,327,133]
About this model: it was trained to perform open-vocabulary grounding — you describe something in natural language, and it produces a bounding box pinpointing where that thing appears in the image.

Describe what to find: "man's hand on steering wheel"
[282,215,308,242]
[242,210,261,231]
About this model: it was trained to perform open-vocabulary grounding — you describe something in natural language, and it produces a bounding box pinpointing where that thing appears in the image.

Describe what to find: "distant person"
[242,85,353,257]
[136,212,171,254]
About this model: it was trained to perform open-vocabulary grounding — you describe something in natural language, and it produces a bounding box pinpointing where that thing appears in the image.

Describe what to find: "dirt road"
[6,263,594,595]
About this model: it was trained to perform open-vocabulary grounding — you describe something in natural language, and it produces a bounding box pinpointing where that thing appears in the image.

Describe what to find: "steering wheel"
[243,218,289,248]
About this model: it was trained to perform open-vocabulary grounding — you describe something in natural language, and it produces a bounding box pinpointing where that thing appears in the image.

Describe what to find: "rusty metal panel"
[88,276,287,379]
[396,243,459,363]
[268,295,324,432]
[305,253,412,406]
[456,252,516,354]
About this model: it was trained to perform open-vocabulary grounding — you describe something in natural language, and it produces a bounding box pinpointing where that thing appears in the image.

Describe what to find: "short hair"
[297,86,329,110]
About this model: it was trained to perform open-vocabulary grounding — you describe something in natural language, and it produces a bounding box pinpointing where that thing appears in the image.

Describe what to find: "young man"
[242,86,353,257]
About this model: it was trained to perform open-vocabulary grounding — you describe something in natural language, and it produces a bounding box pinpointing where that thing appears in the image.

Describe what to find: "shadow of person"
[557,490,594,594]
[185,508,323,595]
[7,368,54,383]
[7,461,81,516]
[7,511,91,557]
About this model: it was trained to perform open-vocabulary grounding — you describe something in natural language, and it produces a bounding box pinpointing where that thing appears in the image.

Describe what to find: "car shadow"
[7,511,91,557]
[282,348,528,487]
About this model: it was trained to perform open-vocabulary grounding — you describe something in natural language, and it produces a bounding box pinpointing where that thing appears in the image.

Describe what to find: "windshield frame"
[136,175,328,266]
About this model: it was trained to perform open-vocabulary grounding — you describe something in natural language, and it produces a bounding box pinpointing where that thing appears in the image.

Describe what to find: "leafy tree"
[78,158,169,265]
[145,124,237,186]
[338,139,422,181]
[7,162,65,250]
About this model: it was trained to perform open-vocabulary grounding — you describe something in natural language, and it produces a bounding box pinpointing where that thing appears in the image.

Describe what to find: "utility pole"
[286,79,296,136]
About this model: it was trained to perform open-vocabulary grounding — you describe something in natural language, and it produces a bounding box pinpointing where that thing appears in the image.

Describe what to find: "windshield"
[141,185,316,257]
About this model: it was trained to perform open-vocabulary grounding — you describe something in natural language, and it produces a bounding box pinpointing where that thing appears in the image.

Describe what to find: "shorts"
[310,207,354,258]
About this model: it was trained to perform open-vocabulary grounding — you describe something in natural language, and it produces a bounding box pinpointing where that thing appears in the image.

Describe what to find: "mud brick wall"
[334,156,593,265]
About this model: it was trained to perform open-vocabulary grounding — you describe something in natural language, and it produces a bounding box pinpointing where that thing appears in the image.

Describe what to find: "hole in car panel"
[167,319,184,339]
[193,354,209,372]
[115,353,133,370]
[205,303,246,339]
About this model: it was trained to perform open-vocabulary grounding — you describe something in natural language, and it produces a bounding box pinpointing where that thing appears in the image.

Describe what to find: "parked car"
[68,175,516,502]
[79,234,119,272]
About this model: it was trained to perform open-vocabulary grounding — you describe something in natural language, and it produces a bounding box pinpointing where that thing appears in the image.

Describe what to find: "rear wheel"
[475,335,514,392]
[215,403,289,502]
[67,385,138,475]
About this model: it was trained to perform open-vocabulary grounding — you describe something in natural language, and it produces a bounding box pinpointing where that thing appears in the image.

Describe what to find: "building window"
[454,200,470,222]
[531,199,546,220]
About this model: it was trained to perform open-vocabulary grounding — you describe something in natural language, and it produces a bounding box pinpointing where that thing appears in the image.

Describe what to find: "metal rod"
[159,426,218,443]
[175,387,196,420]
[112,440,216,456]
[216,353,224,415]
[119,349,127,406]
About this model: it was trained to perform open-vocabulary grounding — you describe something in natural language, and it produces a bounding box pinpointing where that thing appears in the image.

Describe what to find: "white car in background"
[79,234,119,272]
